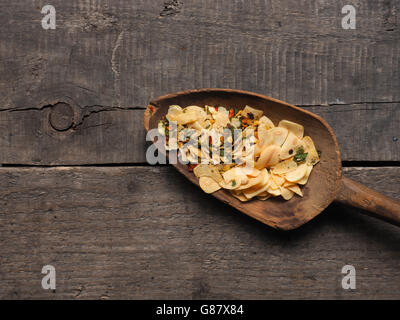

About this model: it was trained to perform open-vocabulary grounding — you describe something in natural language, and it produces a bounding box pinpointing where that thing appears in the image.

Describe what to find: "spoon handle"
[335,177,400,227]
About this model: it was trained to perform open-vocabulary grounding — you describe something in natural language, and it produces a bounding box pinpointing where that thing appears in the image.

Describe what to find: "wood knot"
[49,102,74,131]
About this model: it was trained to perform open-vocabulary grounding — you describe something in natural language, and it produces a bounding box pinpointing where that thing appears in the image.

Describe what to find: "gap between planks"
[1,161,400,168]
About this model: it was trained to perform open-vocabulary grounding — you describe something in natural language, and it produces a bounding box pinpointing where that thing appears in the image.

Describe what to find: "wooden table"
[0,0,399,299]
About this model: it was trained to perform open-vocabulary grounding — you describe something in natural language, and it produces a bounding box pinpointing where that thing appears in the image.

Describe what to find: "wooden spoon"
[144,89,400,230]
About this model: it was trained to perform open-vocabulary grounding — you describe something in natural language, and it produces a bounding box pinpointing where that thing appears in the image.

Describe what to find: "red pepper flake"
[148,105,155,115]
[229,108,234,118]
[187,164,198,172]
[209,136,213,145]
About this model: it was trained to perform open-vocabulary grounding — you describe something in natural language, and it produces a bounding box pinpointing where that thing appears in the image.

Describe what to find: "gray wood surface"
[0,0,399,299]
[0,104,399,165]
[0,166,399,299]
[0,0,399,164]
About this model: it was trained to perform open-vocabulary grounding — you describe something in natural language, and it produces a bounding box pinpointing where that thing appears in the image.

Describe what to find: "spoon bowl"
[144,89,400,230]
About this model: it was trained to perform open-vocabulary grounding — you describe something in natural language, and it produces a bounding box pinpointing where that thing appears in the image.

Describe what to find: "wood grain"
[0,103,398,165]
[0,166,399,299]
[1,0,398,108]
[0,0,399,300]
[337,176,400,226]
[0,0,399,164]
[0,108,146,165]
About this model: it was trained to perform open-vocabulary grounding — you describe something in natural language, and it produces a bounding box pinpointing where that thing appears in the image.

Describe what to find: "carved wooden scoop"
[144,89,400,230]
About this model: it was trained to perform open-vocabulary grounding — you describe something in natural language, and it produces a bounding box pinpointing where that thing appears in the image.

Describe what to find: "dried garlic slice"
[271,173,285,187]
[243,106,263,119]
[194,164,223,183]
[279,187,295,200]
[285,163,308,183]
[175,111,199,125]
[297,165,313,185]
[287,184,303,197]
[302,136,320,165]
[230,190,249,202]
[278,120,304,139]
[255,145,281,169]
[242,170,270,199]
[166,105,183,122]
[268,127,289,146]
[258,194,271,201]
[280,132,304,160]
[271,159,297,175]
[259,116,275,129]
[236,173,265,190]
[199,176,221,194]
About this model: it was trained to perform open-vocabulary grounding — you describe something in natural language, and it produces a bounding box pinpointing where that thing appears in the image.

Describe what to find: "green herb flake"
[296,146,304,154]
[232,180,236,187]
[294,146,308,163]
[294,153,308,163]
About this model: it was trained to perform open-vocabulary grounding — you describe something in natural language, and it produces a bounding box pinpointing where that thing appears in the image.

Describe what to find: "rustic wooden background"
[0,0,399,299]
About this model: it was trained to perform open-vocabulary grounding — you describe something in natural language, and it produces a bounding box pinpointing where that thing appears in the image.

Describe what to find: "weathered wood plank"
[0,166,399,299]
[1,102,398,165]
[0,1,399,164]
[0,0,399,110]
[308,103,400,161]
[0,108,146,165]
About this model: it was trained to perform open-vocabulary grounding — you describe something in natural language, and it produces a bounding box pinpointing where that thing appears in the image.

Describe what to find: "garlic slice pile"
[159,105,320,201]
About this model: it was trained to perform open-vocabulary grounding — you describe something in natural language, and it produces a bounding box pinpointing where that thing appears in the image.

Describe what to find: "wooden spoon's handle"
[335,177,400,227]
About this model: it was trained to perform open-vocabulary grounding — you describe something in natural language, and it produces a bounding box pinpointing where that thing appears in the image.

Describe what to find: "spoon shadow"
[171,168,400,251]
